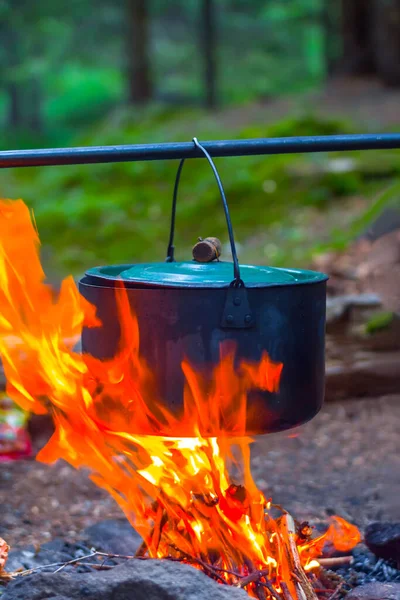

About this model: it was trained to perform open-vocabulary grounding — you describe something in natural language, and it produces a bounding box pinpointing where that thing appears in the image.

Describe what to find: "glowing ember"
[0,199,361,598]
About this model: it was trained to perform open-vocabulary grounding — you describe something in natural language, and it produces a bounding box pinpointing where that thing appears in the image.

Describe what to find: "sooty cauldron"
[79,138,328,436]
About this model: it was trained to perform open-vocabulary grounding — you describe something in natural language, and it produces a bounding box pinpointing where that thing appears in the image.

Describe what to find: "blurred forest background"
[1,0,400,276]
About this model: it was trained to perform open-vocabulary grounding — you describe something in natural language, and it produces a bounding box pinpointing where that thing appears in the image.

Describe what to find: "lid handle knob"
[192,237,222,263]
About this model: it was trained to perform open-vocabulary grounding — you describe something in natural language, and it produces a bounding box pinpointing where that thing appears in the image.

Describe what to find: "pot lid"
[86,262,328,289]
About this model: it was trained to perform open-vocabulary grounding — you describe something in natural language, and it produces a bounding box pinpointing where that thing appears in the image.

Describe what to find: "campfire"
[0,199,362,599]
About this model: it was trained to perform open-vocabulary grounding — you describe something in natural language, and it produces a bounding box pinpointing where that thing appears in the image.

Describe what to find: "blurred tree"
[340,0,374,75]
[322,0,341,76]
[0,0,122,135]
[338,0,400,85]
[372,0,400,86]
[200,0,217,108]
[0,1,24,130]
[127,0,153,104]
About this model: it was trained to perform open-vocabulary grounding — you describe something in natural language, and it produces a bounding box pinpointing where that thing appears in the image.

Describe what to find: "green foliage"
[46,65,124,127]
[0,0,328,140]
[314,180,400,253]
[2,111,400,278]
[0,3,398,278]
[365,312,395,334]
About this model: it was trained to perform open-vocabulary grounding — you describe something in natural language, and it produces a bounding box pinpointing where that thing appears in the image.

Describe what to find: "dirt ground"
[1,394,399,550]
[216,76,400,130]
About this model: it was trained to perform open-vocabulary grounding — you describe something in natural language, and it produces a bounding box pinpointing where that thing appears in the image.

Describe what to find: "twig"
[259,580,283,600]
[238,568,271,588]
[291,572,303,585]
[236,568,282,600]
[135,537,149,558]
[271,504,289,515]
[281,581,295,600]
[16,552,99,577]
[135,505,168,558]
[151,504,168,554]
[96,551,135,559]
[75,562,114,571]
[193,560,228,585]
[327,582,344,600]
[53,553,98,573]
[255,584,268,600]
[317,557,352,568]
[167,544,228,585]
[13,551,141,578]
[204,564,241,577]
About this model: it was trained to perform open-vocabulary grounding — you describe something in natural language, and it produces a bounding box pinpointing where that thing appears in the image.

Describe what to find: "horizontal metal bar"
[1,133,400,169]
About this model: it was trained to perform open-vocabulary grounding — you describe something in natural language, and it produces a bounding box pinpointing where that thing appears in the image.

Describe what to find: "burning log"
[280,514,319,600]
[135,500,168,557]
[317,556,353,568]
[149,503,168,555]
[0,537,12,582]
[295,522,314,545]
[237,568,282,600]
[281,582,296,600]
[191,492,219,507]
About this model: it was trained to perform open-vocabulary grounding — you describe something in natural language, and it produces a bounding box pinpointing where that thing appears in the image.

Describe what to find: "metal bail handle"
[165,137,254,328]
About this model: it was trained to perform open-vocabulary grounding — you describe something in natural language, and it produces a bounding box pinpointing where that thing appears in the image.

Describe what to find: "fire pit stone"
[365,522,400,566]
[82,519,143,556]
[346,581,400,600]
[1,558,249,600]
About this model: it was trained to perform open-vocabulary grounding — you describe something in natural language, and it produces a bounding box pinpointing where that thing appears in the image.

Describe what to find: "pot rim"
[82,263,328,290]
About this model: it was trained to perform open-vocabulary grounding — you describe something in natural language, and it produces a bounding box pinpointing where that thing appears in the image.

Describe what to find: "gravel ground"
[252,394,400,529]
[1,395,399,550]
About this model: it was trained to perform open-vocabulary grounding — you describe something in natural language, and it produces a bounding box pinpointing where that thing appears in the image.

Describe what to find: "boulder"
[365,522,400,565]
[2,558,248,600]
[346,582,400,600]
[82,518,143,555]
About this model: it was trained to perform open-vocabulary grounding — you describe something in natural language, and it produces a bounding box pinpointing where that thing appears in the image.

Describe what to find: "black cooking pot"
[79,139,328,436]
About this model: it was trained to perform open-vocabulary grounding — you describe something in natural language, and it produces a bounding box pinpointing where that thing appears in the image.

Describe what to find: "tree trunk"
[372,0,400,86]
[200,0,217,109]
[127,0,152,104]
[322,0,339,76]
[29,79,43,134]
[8,82,23,130]
[340,0,375,75]
[3,23,24,131]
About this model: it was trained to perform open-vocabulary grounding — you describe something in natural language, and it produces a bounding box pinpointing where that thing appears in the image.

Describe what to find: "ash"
[336,546,400,589]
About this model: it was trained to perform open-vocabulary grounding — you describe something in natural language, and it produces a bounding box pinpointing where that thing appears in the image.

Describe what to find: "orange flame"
[0,200,361,595]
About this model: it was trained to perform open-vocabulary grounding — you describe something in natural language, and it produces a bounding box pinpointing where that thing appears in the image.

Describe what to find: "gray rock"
[365,522,400,565]
[326,294,382,327]
[6,539,116,579]
[6,546,38,572]
[346,582,400,600]
[83,519,142,555]
[363,208,400,243]
[6,540,84,573]
[2,558,248,600]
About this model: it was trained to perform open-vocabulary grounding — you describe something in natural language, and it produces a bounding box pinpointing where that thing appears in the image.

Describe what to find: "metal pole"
[1,134,400,169]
